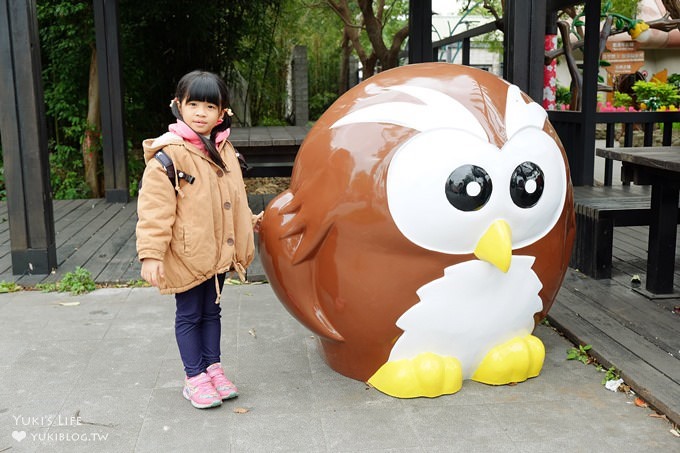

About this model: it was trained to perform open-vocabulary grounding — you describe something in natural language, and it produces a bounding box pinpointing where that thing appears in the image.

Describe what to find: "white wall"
[432,14,503,75]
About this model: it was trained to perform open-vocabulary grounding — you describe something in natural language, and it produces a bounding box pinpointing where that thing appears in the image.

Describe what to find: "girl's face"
[177,98,225,135]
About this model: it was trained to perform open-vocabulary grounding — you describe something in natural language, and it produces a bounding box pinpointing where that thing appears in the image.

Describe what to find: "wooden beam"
[0,0,57,275]
[408,0,434,63]
[503,0,546,103]
[432,21,498,48]
[93,0,129,203]
[578,0,601,186]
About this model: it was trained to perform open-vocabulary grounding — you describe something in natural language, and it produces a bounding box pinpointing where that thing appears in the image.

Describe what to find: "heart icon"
[12,430,26,442]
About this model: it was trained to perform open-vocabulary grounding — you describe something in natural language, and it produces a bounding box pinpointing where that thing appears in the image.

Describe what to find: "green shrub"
[0,281,23,293]
[668,73,680,90]
[309,91,338,120]
[612,91,633,108]
[0,166,5,201]
[59,267,96,295]
[566,344,593,364]
[49,143,91,199]
[555,86,572,106]
[632,80,680,110]
[258,117,287,126]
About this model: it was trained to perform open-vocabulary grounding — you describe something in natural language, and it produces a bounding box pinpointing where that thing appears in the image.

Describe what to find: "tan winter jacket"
[136,132,255,295]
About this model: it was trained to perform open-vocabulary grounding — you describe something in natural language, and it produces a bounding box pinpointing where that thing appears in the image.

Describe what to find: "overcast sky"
[431,0,459,15]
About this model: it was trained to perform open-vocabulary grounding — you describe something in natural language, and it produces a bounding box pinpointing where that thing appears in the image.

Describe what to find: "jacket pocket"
[172,224,193,257]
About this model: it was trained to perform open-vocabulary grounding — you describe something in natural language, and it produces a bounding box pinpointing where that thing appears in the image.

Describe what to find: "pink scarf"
[168,120,230,155]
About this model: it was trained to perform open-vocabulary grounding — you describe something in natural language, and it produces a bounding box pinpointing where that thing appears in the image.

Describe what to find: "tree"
[82,46,101,196]
[277,2,344,117]
[661,0,680,19]
[37,0,95,198]
[325,1,409,79]
[34,0,289,200]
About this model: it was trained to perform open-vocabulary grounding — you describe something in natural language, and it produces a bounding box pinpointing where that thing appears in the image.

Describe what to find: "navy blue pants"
[175,274,225,378]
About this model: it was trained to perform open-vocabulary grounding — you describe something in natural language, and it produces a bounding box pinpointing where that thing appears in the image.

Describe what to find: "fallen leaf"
[59,301,80,307]
[248,328,257,338]
[233,407,249,414]
[634,397,647,407]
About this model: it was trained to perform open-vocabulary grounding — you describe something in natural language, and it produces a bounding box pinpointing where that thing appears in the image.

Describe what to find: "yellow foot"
[472,334,545,385]
[367,352,463,398]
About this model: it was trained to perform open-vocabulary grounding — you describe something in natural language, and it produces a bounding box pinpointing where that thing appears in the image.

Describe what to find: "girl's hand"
[253,211,264,233]
[141,258,164,287]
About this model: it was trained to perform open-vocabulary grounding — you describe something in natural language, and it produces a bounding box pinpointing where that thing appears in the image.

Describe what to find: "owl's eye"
[444,165,492,212]
[510,161,544,208]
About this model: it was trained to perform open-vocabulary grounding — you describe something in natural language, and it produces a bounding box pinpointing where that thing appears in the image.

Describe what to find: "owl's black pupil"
[444,165,492,212]
[510,161,544,208]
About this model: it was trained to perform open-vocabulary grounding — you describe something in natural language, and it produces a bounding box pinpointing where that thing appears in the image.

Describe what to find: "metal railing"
[432,21,499,65]
[549,110,680,186]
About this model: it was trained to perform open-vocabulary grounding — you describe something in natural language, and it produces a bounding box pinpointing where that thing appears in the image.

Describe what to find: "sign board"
[602,50,645,62]
[605,40,639,52]
[602,49,645,75]
[605,61,646,75]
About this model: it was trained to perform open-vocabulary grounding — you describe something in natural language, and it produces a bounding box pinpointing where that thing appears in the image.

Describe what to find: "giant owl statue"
[259,63,575,398]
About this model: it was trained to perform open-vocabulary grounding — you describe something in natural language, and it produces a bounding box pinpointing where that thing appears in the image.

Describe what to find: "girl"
[136,70,261,409]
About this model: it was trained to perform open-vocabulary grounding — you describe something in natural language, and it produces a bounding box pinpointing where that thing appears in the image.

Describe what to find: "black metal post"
[578,0,601,186]
[462,38,470,65]
[647,181,679,293]
[93,0,129,203]
[0,0,57,275]
[503,0,546,103]
[408,0,433,63]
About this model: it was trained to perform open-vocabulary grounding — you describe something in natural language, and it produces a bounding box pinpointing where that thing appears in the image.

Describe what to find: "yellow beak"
[473,219,512,273]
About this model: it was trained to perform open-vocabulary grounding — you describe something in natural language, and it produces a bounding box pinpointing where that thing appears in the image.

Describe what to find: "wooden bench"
[230,126,310,177]
[570,186,680,279]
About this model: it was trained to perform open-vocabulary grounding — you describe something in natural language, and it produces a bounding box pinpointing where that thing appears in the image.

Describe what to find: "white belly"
[388,255,543,378]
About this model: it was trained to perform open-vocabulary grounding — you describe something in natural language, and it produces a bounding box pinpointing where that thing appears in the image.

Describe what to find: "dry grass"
[244,177,290,195]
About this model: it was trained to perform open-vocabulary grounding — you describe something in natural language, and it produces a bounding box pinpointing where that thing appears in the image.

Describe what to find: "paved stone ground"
[0,284,678,452]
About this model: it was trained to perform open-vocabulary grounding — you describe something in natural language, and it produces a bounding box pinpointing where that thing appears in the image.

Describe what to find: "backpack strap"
[154,149,195,189]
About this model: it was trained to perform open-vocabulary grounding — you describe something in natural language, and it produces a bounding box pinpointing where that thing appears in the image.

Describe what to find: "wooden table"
[596,146,680,294]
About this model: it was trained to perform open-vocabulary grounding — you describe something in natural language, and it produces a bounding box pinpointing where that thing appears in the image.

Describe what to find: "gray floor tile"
[1,284,678,453]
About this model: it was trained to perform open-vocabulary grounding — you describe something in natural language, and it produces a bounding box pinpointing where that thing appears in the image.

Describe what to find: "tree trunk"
[660,0,680,19]
[339,31,351,94]
[82,46,102,197]
[357,0,407,72]
[327,0,407,78]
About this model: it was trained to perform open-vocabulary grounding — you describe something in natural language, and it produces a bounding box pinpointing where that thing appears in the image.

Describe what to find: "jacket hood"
[142,132,185,163]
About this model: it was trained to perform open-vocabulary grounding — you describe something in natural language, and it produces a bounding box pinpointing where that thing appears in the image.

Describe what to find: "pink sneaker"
[183,373,222,409]
[206,363,239,400]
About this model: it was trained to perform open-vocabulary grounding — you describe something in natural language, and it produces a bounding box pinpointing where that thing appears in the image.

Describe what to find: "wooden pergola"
[0,0,599,275]
[1,0,128,274]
